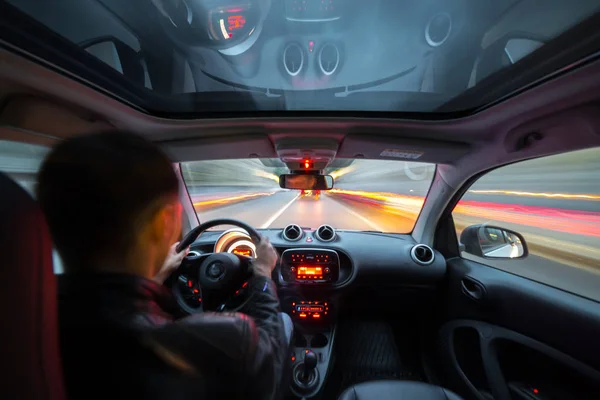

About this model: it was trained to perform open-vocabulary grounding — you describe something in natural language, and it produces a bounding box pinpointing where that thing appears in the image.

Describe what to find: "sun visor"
[161,134,277,162]
[337,135,470,164]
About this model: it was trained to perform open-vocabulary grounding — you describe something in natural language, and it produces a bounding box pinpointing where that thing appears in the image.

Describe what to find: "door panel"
[437,258,600,399]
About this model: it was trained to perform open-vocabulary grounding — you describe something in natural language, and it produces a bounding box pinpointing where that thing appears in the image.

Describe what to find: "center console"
[289,327,336,398]
[280,248,340,284]
[285,0,343,22]
[278,248,347,397]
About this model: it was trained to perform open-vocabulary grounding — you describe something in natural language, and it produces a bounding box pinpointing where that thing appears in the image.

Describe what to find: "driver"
[37,131,291,400]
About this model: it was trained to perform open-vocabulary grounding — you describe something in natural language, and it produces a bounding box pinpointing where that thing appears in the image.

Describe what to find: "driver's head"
[37,131,182,277]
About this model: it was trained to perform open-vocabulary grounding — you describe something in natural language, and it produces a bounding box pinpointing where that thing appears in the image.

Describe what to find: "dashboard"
[190,223,447,288]
[179,223,447,321]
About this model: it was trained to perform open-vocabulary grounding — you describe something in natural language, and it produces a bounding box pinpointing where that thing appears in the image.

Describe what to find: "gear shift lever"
[302,350,318,381]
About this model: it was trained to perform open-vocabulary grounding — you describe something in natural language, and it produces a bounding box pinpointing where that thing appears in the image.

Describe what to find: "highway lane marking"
[260,193,300,229]
[333,199,385,232]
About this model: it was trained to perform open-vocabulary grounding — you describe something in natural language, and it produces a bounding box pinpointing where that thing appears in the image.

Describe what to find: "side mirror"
[79,36,146,87]
[460,224,528,259]
[279,174,334,190]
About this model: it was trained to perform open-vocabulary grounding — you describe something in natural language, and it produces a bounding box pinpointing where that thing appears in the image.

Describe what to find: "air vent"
[425,12,452,47]
[315,225,336,242]
[283,43,304,76]
[283,224,303,241]
[318,43,340,76]
[410,244,435,265]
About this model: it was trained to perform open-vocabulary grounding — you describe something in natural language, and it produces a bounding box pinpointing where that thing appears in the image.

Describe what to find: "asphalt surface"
[196,191,402,231]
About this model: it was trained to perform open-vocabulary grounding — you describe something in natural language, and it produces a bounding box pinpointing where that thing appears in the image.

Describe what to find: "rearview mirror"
[279,174,334,190]
[460,224,528,259]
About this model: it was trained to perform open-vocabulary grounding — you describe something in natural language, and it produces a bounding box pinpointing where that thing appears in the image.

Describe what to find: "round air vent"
[410,244,435,265]
[315,225,336,242]
[425,12,452,47]
[283,224,303,241]
[283,43,304,76]
[318,43,340,76]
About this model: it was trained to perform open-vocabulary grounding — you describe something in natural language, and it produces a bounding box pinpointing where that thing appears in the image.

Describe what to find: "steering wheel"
[172,219,262,314]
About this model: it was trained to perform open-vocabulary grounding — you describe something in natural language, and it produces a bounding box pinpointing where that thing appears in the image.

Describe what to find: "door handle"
[461,277,486,301]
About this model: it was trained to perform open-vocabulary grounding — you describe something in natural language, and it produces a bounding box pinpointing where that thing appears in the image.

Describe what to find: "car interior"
[1,0,600,399]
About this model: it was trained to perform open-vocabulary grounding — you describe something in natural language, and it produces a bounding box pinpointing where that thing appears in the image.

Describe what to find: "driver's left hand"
[153,241,189,284]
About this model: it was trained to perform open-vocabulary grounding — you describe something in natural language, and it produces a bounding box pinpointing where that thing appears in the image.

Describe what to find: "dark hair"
[37,131,179,271]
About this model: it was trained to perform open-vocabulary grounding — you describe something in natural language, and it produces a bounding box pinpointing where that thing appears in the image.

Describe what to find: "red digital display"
[297,266,323,279]
[298,305,324,312]
[227,15,246,31]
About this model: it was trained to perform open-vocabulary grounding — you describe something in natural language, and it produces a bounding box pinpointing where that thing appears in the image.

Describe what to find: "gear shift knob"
[302,350,318,379]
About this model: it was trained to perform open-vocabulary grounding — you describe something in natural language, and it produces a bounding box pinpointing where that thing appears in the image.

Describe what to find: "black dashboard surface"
[189,228,447,289]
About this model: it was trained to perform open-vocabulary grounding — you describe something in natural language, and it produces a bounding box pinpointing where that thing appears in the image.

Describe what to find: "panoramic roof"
[3,0,600,116]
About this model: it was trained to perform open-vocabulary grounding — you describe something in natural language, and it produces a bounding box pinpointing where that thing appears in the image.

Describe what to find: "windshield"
[5,0,600,114]
[181,159,435,232]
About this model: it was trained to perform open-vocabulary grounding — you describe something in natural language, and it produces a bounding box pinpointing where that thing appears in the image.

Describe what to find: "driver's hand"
[153,241,189,284]
[253,237,278,279]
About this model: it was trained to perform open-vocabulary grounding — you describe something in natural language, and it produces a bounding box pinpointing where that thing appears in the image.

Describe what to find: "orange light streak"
[469,190,600,200]
[193,192,274,208]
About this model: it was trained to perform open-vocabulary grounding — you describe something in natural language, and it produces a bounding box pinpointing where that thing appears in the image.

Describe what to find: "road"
[195,190,404,231]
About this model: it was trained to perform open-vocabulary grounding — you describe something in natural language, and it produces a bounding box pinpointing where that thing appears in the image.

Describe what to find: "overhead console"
[275,138,339,171]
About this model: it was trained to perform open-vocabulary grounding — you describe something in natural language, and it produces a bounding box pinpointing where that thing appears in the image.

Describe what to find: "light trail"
[253,170,280,183]
[327,189,600,238]
[330,165,357,179]
[469,190,600,200]
[193,191,275,208]
[191,187,600,238]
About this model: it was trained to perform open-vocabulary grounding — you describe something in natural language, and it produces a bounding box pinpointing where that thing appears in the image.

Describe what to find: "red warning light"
[303,160,313,169]
[533,388,539,395]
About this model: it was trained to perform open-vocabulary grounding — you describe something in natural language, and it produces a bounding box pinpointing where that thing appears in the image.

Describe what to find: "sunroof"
[3,0,600,115]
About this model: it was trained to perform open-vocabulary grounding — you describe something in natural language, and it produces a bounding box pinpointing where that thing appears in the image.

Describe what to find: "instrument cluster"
[214,228,257,258]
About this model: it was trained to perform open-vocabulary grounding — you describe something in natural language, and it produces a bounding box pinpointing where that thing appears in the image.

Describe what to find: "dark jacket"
[58,273,288,400]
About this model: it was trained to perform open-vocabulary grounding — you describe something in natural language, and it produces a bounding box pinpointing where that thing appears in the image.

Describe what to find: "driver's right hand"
[253,237,278,278]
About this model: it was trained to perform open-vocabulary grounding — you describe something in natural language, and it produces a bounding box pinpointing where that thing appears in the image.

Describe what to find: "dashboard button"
[324,267,331,274]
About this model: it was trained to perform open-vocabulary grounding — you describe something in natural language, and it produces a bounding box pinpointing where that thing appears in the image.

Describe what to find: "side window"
[0,140,64,274]
[0,140,48,195]
[452,147,600,301]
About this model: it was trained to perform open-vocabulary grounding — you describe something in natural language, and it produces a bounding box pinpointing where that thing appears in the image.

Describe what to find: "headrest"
[0,172,65,399]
